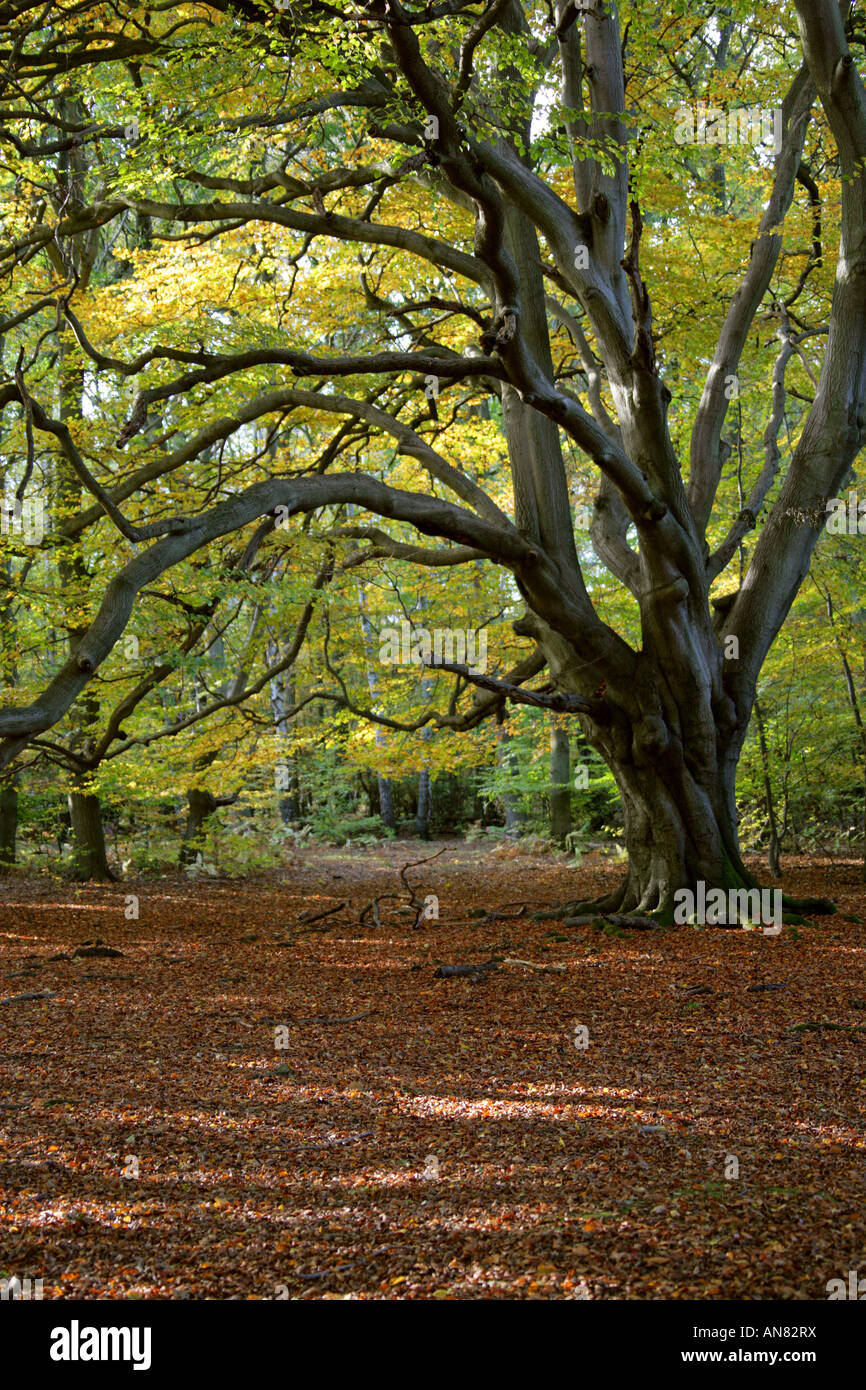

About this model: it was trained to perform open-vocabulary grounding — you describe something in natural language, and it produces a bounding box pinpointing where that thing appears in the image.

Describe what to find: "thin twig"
[398,847,446,904]
[297,900,348,926]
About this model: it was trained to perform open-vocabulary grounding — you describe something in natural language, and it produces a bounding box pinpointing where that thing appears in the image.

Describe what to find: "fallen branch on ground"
[399,847,446,903]
[502,957,567,973]
[433,958,502,981]
[360,893,401,928]
[297,901,348,927]
[0,989,57,1004]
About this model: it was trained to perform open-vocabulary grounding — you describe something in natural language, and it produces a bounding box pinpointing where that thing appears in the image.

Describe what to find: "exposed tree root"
[564,913,663,931]
[534,880,628,921]
[781,894,837,915]
[534,866,837,931]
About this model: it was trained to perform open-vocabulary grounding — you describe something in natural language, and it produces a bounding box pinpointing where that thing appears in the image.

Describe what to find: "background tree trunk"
[549,720,571,846]
[416,768,432,839]
[497,726,525,837]
[68,785,114,881]
[179,788,218,865]
[378,776,395,831]
[754,699,782,878]
[268,644,300,824]
[0,780,17,868]
[357,586,395,832]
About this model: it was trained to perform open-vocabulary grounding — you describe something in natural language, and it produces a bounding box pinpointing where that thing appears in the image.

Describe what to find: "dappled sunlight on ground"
[1,845,864,1298]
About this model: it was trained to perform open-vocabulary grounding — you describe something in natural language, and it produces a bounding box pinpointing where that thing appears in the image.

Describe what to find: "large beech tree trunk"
[516,611,767,923]
[599,745,750,919]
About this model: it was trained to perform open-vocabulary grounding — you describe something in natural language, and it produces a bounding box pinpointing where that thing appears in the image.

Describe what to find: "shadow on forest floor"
[0,845,864,1299]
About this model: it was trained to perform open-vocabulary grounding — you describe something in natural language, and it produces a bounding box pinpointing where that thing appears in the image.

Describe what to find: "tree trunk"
[0,781,17,868]
[356,583,395,833]
[67,787,114,881]
[279,784,300,826]
[570,704,759,923]
[549,721,571,846]
[820,588,866,881]
[53,155,108,881]
[268,643,300,824]
[416,768,432,839]
[497,726,524,836]
[179,788,218,865]
[754,699,782,878]
[377,776,395,831]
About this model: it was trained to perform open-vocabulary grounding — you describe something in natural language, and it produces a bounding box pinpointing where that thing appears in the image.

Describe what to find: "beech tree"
[1,0,863,914]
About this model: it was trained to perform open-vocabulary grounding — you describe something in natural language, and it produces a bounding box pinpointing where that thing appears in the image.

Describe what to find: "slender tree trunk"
[754,699,781,878]
[0,781,17,868]
[378,777,395,831]
[549,720,571,846]
[356,584,395,832]
[416,648,434,840]
[416,768,432,839]
[497,726,524,836]
[56,113,106,882]
[67,785,114,881]
[179,788,218,865]
[821,587,866,879]
[268,643,300,824]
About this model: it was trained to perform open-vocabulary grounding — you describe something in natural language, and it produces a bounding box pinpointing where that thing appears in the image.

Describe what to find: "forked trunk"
[605,753,756,921]
[571,679,760,923]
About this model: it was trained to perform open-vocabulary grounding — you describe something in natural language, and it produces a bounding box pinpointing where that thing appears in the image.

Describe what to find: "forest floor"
[1,841,865,1300]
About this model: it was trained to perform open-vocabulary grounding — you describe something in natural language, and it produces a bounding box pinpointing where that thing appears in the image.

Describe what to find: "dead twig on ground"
[297,901,348,926]
[399,847,446,904]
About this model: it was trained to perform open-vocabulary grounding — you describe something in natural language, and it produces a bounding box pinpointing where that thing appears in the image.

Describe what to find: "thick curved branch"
[0,471,534,764]
[425,660,608,717]
[330,526,486,566]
